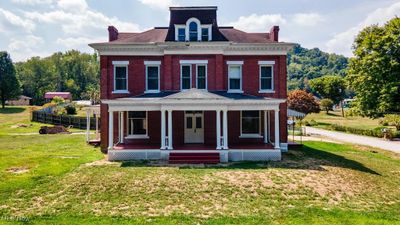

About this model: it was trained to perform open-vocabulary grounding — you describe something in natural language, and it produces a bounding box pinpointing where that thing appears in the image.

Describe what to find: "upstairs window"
[178,28,185,41]
[196,65,207,89]
[181,65,191,90]
[258,61,275,92]
[145,61,161,93]
[201,28,209,41]
[112,61,129,93]
[189,21,198,41]
[227,61,243,92]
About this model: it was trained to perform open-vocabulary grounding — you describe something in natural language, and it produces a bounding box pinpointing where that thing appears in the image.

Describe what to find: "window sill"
[227,90,244,93]
[258,90,275,94]
[112,90,130,94]
[144,90,160,94]
[239,134,263,139]
[125,135,149,139]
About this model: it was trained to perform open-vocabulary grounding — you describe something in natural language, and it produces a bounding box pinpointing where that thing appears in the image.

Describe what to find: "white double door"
[184,111,204,143]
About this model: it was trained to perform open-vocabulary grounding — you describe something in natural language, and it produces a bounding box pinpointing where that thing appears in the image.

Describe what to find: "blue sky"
[1,0,399,61]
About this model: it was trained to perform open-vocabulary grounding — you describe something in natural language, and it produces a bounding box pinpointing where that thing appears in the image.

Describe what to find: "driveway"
[304,126,400,153]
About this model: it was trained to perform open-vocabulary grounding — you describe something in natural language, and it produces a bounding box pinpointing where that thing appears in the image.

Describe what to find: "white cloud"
[229,13,286,32]
[292,13,324,26]
[57,0,87,12]
[11,0,53,5]
[56,37,94,49]
[0,8,35,33]
[7,35,49,61]
[326,1,400,56]
[138,0,177,10]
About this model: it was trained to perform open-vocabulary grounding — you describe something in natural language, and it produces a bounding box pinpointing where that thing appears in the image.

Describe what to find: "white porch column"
[216,110,221,149]
[167,110,173,150]
[95,115,99,140]
[160,110,166,149]
[108,111,114,150]
[274,109,280,149]
[264,110,268,144]
[119,111,124,143]
[222,110,228,149]
[86,109,90,142]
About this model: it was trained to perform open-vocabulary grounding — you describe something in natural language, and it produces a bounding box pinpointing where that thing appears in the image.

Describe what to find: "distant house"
[44,92,72,102]
[6,95,31,106]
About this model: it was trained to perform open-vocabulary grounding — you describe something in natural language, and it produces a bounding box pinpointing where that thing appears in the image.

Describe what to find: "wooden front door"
[184,111,204,143]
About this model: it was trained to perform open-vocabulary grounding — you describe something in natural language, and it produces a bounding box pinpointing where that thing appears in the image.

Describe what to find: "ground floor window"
[128,111,147,136]
[241,110,260,135]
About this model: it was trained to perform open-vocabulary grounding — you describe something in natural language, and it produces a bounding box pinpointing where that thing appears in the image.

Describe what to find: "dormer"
[165,6,228,42]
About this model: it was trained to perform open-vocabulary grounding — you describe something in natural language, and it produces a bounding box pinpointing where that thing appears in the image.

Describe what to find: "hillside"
[287,44,348,90]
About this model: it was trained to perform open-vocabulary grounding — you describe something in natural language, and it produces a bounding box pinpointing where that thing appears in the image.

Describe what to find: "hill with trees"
[287,44,348,91]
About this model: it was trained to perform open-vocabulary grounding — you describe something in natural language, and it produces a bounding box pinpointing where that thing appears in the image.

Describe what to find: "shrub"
[53,106,66,116]
[287,90,320,114]
[382,114,400,131]
[51,96,65,104]
[328,124,396,138]
[320,98,334,113]
[64,104,77,115]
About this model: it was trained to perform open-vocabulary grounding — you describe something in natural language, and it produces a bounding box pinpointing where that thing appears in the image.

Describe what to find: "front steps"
[168,152,220,164]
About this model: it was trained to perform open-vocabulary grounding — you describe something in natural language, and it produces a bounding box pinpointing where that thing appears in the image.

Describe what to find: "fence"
[31,111,100,130]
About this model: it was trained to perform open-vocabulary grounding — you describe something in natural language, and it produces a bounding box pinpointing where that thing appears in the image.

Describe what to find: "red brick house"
[89,6,295,163]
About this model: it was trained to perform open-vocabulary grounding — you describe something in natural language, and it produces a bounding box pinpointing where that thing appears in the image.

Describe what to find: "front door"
[184,111,204,143]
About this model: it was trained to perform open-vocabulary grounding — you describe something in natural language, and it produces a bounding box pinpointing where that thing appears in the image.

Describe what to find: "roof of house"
[44,92,72,99]
[130,89,264,100]
[105,27,274,44]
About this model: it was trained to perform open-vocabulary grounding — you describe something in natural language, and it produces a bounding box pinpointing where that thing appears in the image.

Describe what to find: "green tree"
[320,98,334,114]
[309,75,346,104]
[0,52,20,108]
[347,18,400,118]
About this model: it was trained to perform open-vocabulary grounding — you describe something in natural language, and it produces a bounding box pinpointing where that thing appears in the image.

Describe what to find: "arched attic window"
[189,21,198,41]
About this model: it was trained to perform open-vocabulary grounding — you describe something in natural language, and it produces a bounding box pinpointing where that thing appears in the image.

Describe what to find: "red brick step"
[169,152,220,164]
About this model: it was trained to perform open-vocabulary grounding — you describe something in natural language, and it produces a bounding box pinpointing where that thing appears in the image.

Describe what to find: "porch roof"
[103,89,285,111]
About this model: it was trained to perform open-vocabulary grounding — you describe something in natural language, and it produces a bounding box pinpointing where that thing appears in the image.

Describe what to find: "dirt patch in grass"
[6,167,29,174]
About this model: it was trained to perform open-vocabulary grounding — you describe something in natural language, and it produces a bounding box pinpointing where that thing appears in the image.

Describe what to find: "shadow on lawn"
[120,146,379,175]
[0,107,25,114]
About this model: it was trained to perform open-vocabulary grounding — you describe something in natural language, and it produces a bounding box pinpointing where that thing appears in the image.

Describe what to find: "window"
[178,28,185,41]
[260,65,273,91]
[201,28,209,41]
[241,111,260,135]
[114,66,127,91]
[189,21,198,41]
[196,65,206,89]
[181,65,191,90]
[128,111,147,136]
[227,62,243,92]
[146,66,159,91]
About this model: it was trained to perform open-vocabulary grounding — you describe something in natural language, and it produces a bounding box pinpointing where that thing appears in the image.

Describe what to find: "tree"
[320,98,334,114]
[347,17,400,118]
[309,75,346,104]
[0,52,20,108]
[287,90,320,114]
[382,114,400,131]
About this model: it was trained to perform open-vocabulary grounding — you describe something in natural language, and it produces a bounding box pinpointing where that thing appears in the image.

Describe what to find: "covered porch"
[103,89,286,162]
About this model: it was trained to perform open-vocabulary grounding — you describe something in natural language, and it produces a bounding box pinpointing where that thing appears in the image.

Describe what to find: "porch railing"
[31,110,100,130]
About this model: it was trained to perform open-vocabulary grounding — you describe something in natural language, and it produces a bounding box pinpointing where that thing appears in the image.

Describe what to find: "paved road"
[304,126,400,153]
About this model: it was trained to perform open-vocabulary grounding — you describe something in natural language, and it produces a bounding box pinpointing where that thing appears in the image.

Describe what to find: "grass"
[304,110,384,130]
[1,106,400,224]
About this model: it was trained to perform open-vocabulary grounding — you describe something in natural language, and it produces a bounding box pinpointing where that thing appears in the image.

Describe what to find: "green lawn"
[1,106,400,224]
[304,110,384,130]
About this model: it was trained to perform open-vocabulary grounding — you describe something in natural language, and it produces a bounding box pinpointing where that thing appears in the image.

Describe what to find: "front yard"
[1,107,400,224]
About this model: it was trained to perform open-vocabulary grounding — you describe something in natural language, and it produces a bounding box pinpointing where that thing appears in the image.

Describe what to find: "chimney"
[269,26,279,42]
[108,26,118,41]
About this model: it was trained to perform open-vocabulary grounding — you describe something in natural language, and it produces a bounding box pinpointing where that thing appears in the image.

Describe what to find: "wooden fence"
[31,111,100,130]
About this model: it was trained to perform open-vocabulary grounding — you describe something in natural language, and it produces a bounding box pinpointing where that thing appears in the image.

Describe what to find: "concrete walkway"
[304,126,400,153]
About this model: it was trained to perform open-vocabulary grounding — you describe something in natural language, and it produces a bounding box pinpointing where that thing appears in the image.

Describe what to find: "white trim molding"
[180,60,208,64]
[144,60,161,65]
[258,60,275,65]
[226,61,244,65]
[112,61,129,65]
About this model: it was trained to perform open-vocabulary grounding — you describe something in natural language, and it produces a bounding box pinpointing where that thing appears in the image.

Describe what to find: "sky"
[0,0,400,62]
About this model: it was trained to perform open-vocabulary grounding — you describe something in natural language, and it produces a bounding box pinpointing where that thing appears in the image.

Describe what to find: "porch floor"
[113,143,275,150]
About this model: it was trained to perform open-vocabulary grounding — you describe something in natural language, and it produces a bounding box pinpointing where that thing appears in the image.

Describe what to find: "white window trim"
[240,110,263,138]
[196,64,207,90]
[186,17,201,41]
[180,64,192,90]
[259,63,274,93]
[227,61,243,93]
[144,61,161,93]
[258,61,275,65]
[126,111,149,139]
[180,60,208,64]
[112,61,129,93]
[200,24,212,41]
